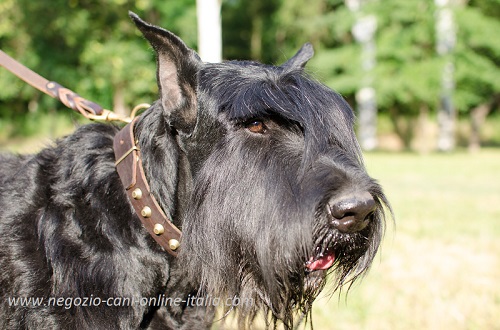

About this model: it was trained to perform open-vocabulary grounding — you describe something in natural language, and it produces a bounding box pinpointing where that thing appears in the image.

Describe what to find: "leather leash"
[1,49,182,256]
[0,50,130,122]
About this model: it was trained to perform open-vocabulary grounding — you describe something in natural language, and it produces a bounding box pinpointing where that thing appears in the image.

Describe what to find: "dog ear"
[281,43,314,70]
[130,12,201,134]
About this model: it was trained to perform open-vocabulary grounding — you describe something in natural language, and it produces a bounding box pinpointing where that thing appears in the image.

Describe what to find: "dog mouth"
[304,222,371,273]
[305,223,338,272]
[305,247,335,271]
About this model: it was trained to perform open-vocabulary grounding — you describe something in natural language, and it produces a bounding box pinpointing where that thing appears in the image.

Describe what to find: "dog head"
[131,13,390,328]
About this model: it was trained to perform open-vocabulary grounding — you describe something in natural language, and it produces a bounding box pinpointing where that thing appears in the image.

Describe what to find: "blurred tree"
[223,0,330,63]
[0,0,42,117]
[373,0,442,150]
[310,0,499,150]
[312,0,441,149]
[454,0,500,150]
[0,0,196,123]
[1,0,498,149]
[222,0,281,63]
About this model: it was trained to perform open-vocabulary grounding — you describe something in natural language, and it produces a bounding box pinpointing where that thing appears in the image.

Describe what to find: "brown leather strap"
[46,81,104,117]
[0,50,130,123]
[114,118,182,256]
[0,50,52,97]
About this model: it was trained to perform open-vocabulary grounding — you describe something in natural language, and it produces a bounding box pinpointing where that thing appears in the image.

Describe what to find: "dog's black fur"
[0,13,389,329]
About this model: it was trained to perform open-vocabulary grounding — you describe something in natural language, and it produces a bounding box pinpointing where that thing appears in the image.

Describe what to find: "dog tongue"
[306,252,335,271]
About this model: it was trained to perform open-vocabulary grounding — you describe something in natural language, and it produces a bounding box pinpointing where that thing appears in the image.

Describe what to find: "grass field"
[1,125,499,330]
[309,150,500,330]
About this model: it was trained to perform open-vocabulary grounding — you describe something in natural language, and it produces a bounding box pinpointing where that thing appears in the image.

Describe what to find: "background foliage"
[0,0,499,149]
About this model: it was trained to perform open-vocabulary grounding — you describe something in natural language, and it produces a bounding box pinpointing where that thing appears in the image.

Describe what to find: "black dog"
[0,13,389,329]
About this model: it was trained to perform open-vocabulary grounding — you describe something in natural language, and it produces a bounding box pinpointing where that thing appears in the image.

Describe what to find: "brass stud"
[168,239,180,251]
[141,206,152,218]
[153,223,164,235]
[131,188,143,200]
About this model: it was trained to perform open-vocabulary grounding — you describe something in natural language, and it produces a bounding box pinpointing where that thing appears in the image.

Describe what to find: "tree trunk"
[356,87,378,151]
[468,102,491,152]
[437,103,455,152]
[113,84,127,117]
[196,0,222,63]
[250,14,263,61]
[413,104,433,154]
[388,106,415,150]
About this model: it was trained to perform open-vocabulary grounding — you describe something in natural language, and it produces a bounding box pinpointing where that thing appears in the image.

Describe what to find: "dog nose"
[327,192,376,233]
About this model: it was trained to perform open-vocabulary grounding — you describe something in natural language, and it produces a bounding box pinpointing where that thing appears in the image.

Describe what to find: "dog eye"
[245,120,266,134]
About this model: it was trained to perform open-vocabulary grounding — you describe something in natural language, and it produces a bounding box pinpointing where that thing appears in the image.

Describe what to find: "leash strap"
[114,118,182,256]
[0,50,52,96]
[1,49,181,254]
[0,50,130,122]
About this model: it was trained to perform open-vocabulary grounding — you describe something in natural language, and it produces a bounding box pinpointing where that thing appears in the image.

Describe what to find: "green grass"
[308,150,500,330]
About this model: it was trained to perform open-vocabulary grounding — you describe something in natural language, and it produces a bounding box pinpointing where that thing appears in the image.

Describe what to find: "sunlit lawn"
[1,126,499,330]
[309,150,500,330]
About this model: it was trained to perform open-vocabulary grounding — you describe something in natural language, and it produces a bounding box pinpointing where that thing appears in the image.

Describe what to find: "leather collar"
[113,118,182,256]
